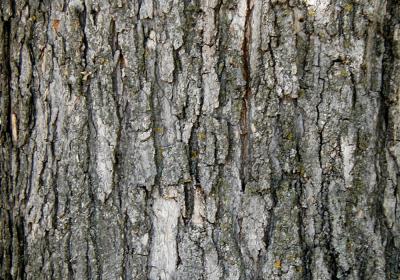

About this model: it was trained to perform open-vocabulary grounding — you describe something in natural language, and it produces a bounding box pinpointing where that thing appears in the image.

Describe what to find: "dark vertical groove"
[1,1,17,278]
[240,0,253,193]
[150,22,171,191]
[108,19,117,55]
[4,18,13,150]
[349,71,357,110]
[381,0,400,278]
[149,77,163,190]
[66,217,74,280]
[338,8,344,37]
[85,238,92,280]
[188,120,200,184]
[294,7,313,276]
[185,99,202,223]
[316,75,325,160]
[79,1,89,68]
[6,213,13,280]
[263,184,277,252]
[121,210,129,280]
[16,216,26,280]
[183,0,203,223]
[183,182,194,224]
[143,186,153,280]
[1,20,11,141]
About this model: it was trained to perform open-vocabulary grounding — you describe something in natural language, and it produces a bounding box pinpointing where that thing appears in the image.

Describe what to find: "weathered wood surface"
[1,0,399,279]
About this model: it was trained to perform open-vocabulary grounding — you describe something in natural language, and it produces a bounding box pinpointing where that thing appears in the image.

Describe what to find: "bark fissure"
[240,0,253,193]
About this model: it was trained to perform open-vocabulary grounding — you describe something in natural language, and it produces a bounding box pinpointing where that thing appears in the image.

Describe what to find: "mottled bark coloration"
[1,0,400,279]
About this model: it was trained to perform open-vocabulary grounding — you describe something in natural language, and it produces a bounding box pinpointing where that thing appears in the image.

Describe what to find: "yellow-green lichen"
[274,260,282,269]
[198,132,206,141]
[286,131,295,141]
[344,3,353,13]
[308,8,316,17]
[191,151,199,159]
[340,69,349,78]
[154,127,164,134]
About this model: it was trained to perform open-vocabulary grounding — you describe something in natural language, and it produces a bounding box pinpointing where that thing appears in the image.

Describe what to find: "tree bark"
[1,0,400,279]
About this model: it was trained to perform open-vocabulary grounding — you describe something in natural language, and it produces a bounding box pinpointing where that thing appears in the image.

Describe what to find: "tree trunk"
[1,0,399,279]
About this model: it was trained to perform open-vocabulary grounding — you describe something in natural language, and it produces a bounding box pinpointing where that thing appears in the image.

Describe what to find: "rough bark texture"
[1,0,400,279]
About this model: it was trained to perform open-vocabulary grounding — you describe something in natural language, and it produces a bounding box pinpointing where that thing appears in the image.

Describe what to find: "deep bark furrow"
[240,0,253,193]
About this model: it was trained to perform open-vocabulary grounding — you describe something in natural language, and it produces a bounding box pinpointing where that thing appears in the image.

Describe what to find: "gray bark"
[1,0,399,279]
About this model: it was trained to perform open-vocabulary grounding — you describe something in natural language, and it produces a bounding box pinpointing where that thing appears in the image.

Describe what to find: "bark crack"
[240,0,253,193]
